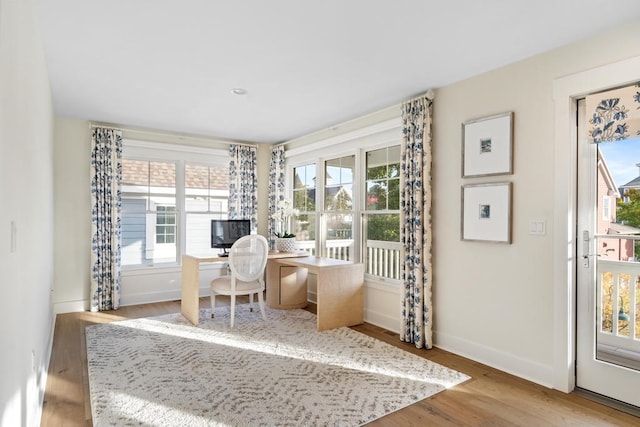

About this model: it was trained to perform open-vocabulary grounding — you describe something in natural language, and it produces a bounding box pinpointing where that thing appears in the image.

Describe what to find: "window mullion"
[176,160,186,261]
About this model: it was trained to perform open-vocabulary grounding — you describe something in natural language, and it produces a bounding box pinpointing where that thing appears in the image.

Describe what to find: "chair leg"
[210,292,216,318]
[249,293,254,312]
[257,291,266,321]
[230,294,236,328]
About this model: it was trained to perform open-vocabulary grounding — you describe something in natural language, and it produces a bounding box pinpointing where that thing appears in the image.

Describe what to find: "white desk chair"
[210,234,268,327]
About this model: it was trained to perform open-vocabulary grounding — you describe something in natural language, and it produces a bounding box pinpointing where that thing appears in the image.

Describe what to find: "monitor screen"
[211,219,251,250]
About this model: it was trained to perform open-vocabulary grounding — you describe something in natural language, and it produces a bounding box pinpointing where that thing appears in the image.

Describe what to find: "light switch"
[529,220,546,236]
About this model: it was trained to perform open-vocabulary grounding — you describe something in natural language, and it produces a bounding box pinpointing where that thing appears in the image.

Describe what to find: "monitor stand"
[219,248,229,257]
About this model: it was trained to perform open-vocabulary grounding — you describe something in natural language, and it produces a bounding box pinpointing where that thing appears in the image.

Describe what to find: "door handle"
[581,230,599,268]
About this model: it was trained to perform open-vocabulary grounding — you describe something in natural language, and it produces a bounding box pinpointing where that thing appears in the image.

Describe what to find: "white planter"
[276,237,296,253]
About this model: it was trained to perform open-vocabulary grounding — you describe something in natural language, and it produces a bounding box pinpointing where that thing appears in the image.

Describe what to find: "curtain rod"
[89,122,258,147]
[90,123,122,131]
[407,89,435,103]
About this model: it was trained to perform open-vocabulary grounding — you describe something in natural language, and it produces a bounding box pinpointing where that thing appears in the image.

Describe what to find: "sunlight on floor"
[109,312,461,389]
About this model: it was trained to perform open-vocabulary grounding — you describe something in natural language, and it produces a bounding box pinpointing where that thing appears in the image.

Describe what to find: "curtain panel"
[228,145,258,230]
[586,82,640,143]
[268,145,286,249]
[400,95,433,349]
[90,127,123,312]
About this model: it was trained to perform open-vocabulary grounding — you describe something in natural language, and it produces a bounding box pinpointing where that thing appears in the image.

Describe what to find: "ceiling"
[33,0,640,144]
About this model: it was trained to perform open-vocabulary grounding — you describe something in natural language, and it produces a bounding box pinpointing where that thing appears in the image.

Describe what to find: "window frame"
[285,123,402,287]
[121,139,229,271]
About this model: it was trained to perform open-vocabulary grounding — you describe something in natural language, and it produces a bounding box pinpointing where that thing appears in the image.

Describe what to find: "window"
[121,141,229,268]
[121,159,177,265]
[289,144,401,282]
[184,163,229,255]
[603,195,611,221]
[156,206,176,244]
[293,164,316,255]
[363,146,401,280]
[324,155,355,260]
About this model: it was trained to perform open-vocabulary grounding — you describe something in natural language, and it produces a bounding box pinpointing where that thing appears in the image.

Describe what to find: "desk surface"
[184,250,309,263]
[274,256,358,270]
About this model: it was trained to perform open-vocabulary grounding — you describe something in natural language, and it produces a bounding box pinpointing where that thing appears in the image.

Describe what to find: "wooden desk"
[181,251,307,326]
[270,257,364,331]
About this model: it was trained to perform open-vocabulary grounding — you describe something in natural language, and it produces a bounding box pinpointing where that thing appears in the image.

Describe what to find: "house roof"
[620,176,640,189]
[608,223,640,235]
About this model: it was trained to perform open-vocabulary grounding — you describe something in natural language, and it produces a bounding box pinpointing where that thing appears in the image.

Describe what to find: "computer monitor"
[210,219,251,255]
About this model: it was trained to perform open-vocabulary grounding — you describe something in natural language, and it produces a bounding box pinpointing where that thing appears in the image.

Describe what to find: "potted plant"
[271,199,297,252]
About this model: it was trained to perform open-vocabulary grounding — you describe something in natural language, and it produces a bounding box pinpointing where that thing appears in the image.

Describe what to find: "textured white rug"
[86,305,469,426]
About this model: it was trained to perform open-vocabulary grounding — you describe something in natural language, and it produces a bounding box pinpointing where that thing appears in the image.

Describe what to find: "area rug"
[85,305,469,426]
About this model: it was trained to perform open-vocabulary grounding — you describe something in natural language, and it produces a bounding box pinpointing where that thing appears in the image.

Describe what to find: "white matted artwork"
[462,112,513,177]
[461,182,512,243]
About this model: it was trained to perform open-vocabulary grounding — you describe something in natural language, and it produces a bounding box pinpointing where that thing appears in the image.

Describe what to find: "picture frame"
[461,182,512,243]
[462,112,513,178]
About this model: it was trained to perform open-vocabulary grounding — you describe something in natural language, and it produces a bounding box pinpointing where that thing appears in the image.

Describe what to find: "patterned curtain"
[400,95,433,349]
[90,127,123,312]
[268,145,286,248]
[228,144,258,230]
[586,82,640,143]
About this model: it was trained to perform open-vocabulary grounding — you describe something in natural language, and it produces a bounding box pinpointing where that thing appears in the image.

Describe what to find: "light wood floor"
[41,298,640,426]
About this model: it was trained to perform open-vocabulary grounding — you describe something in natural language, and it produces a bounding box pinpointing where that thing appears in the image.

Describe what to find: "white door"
[576,98,640,408]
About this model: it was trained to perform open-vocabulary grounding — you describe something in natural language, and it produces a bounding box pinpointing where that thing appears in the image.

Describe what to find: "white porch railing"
[295,239,401,281]
[366,240,401,280]
[597,259,640,353]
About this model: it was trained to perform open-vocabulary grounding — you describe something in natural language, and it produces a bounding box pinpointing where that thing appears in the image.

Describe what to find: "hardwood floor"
[41,298,640,426]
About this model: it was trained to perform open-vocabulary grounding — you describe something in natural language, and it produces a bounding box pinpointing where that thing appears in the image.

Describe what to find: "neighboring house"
[598,150,640,261]
[619,162,640,202]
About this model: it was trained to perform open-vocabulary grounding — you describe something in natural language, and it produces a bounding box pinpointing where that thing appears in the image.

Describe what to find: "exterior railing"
[296,239,401,281]
[366,240,401,280]
[597,259,640,353]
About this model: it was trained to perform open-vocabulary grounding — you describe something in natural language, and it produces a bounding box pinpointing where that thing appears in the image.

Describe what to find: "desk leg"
[316,264,364,331]
[181,256,200,325]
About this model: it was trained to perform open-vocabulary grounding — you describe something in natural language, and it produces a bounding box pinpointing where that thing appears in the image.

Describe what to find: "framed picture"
[462,112,513,177]
[461,182,512,243]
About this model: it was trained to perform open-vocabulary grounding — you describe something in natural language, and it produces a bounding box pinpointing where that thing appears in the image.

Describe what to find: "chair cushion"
[211,276,263,293]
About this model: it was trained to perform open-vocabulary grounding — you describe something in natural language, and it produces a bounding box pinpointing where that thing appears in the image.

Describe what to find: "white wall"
[0,0,55,425]
[432,20,640,387]
[53,118,91,312]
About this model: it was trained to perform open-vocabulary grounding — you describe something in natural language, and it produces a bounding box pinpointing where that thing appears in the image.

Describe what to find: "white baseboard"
[364,309,399,334]
[434,330,554,388]
[53,299,89,314]
[120,287,211,307]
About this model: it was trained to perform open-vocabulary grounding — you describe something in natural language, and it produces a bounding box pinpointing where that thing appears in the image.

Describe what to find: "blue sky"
[599,137,640,187]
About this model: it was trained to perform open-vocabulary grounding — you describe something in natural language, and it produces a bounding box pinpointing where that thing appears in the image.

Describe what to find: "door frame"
[552,55,640,393]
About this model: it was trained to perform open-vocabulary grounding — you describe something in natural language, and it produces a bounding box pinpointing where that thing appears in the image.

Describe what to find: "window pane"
[366,181,387,210]
[388,146,401,178]
[185,212,228,255]
[325,184,353,211]
[366,148,388,180]
[388,178,400,210]
[185,163,229,255]
[294,164,316,212]
[185,163,229,213]
[364,213,401,280]
[121,160,176,266]
[365,146,400,212]
[324,213,353,261]
[122,159,150,186]
[294,213,316,255]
